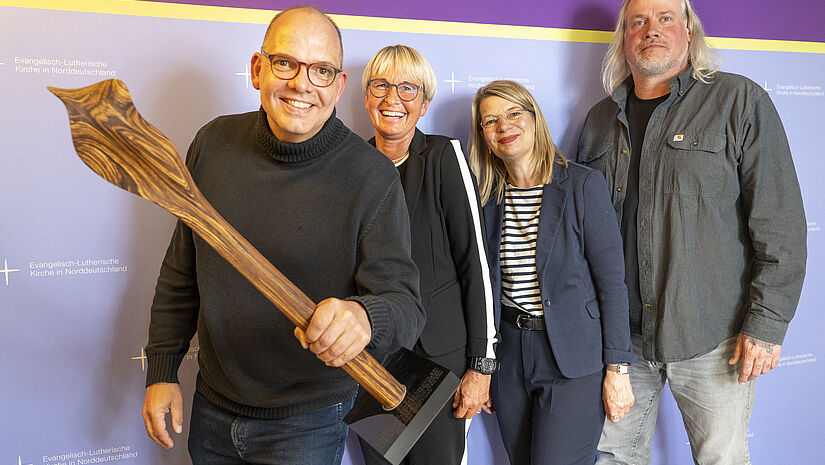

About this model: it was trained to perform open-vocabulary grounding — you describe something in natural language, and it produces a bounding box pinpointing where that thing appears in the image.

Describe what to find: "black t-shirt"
[623,90,668,333]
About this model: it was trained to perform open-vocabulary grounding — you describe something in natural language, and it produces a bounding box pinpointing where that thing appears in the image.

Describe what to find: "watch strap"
[467,357,499,375]
[606,363,630,374]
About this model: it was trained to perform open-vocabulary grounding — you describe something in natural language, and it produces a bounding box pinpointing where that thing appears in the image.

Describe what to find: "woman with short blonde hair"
[359,45,497,465]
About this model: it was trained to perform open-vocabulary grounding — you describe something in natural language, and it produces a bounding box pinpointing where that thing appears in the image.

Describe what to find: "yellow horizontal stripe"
[707,36,825,54]
[0,0,275,23]
[2,0,824,53]
[335,14,615,44]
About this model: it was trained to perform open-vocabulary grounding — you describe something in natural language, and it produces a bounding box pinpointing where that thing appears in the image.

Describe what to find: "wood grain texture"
[48,79,406,409]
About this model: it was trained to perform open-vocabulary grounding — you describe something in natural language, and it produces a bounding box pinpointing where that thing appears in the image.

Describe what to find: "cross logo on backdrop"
[1,259,20,286]
[131,347,147,371]
[444,71,462,94]
[236,63,252,89]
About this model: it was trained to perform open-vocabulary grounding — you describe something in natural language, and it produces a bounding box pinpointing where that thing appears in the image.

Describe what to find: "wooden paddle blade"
[48,79,195,210]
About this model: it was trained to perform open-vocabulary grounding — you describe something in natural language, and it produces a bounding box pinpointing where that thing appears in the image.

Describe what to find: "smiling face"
[624,0,690,79]
[251,8,347,143]
[479,95,535,167]
[365,72,429,149]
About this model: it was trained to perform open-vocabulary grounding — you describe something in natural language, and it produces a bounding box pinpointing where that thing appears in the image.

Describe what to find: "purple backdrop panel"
[144,0,825,43]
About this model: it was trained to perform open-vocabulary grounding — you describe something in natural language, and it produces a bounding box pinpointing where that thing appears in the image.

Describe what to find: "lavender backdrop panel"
[0,6,263,465]
[1,4,822,465]
[146,0,825,43]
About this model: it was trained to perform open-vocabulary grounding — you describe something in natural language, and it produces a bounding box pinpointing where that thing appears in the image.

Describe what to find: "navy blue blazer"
[484,161,636,378]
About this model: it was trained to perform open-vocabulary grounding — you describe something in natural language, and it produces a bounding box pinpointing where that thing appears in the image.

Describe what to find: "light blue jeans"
[597,336,755,465]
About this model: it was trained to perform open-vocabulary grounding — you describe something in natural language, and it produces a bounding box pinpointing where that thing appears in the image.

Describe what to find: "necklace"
[392,151,410,167]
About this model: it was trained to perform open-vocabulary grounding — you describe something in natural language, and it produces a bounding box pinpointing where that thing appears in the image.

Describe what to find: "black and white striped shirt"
[500,184,543,315]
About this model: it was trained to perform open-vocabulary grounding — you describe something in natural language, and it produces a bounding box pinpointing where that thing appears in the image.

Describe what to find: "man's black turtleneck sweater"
[145,108,424,419]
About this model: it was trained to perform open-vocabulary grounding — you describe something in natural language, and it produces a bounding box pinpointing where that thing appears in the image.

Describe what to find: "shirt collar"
[612,65,698,109]
[255,107,349,166]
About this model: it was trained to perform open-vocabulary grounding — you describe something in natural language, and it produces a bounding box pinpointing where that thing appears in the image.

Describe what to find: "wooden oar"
[48,78,407,411]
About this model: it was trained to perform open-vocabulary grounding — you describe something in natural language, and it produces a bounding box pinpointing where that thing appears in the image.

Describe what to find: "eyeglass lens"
[369,79,420,101]
[267,54,338,87]
[481,110,524,130]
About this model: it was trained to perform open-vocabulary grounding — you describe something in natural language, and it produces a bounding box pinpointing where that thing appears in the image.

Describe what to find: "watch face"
[471,358,497,374]
[619,365,629,374]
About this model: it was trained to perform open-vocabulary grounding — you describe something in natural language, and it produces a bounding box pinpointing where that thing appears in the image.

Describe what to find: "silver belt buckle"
[516,314,530,330]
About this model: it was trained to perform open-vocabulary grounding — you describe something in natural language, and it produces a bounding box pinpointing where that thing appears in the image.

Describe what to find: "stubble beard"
[632,40,689,77]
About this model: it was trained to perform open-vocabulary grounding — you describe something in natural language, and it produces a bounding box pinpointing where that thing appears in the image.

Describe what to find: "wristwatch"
[467,357,500,375]
[606,363,630,374]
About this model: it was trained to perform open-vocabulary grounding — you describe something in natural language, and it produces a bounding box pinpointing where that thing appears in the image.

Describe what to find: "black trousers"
[491,307,605,465]
[360,345,468,465]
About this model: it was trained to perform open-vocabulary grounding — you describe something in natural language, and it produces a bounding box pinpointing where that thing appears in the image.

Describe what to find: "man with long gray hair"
[578,0,806,463]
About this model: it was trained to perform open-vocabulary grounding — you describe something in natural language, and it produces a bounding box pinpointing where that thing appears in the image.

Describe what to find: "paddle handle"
[180,190,406,409]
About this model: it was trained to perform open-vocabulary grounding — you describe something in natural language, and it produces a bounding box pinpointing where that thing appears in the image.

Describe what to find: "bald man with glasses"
[141,6,424,464]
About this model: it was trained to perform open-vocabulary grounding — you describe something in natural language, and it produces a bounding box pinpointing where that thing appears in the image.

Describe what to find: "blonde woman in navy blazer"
[469,80,636,465]
[359,45,498,465]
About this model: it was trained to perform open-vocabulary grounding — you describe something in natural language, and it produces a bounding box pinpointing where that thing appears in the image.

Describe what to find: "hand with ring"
[452,370,492,419]
[603,367,634,423]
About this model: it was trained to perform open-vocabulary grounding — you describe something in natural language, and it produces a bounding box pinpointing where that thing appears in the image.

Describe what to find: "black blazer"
[372,129,496,359]
[484,162,636,378]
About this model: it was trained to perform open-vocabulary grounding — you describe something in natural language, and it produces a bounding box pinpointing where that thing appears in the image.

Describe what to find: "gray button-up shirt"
[577,67,806,362]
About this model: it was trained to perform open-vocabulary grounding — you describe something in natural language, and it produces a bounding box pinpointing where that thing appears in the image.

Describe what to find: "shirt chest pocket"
[661,133,727,196]
[579,145,615,187]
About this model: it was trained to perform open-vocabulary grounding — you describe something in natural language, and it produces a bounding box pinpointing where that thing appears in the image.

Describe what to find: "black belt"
[502,306,546,331]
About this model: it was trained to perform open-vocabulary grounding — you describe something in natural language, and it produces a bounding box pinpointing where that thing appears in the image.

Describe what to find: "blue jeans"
[188,390,355,465]
[597,336,755,465]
